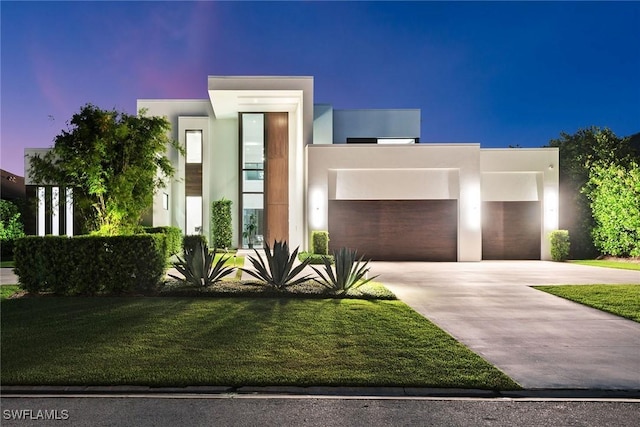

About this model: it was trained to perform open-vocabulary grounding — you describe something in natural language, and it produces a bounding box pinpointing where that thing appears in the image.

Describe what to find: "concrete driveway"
[370,261,640,390]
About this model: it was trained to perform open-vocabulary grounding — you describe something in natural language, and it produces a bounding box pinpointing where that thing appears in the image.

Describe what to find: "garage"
[328,199,458,261]
[482,201,541,260]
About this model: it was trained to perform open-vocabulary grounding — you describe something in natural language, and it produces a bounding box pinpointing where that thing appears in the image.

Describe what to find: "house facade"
[25,75,559,261]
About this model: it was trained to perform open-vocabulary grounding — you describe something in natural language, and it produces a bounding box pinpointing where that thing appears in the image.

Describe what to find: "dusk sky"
[2,1,639,176]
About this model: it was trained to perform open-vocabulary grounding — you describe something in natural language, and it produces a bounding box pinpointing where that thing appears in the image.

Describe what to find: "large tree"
[547,127,639,258]
[28,104,179,235]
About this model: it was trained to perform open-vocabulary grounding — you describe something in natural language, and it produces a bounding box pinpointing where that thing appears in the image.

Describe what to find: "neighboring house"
[1,169,25,202]
[24,75,559,261]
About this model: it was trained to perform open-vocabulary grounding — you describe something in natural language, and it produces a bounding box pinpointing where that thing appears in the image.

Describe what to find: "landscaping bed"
[159,279,395,300]
[0,296,519,390]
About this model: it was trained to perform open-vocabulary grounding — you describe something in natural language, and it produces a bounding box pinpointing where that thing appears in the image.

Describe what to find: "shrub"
[183,234,207,252]
[211,198,233,250]
[0,200,25,260]
[170,240,235,287]
[550,230,571,262]
[242,240,313,290]
[311,231,329,255]
[312,247,378,295]
[298,251,334,265]
[144,226,182,256]
[13,234,167,295]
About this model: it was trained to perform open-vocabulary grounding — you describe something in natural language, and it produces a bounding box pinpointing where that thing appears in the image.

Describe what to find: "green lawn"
[1,297,519,390]
[1,285,20,300]
[571,259,640,271]
[534,284,640,322]
[1,260,15,268]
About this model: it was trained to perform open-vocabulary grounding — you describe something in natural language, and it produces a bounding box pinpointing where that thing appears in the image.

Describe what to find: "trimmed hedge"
[312,231,329,255]
[13,235,168,295]
[211,198,233,249]
[298,251,335,265]
[550,230,570,262]
[183,234,208,253]
[144,226,182,256]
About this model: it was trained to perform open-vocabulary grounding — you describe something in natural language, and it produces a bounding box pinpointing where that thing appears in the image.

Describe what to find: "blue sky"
[2,1,639,176]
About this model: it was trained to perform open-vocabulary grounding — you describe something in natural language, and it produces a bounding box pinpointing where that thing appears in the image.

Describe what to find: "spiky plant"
[242,240,313,290]
[170,240,235,287]
[312,247,378,295]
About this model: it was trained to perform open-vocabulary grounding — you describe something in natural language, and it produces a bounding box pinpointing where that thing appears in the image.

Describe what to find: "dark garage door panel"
[482,201,541,260]
[328,200,458,261]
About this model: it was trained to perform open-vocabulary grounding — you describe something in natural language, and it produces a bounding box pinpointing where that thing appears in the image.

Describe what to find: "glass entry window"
[241,113,265,247]
[185,130,203,235]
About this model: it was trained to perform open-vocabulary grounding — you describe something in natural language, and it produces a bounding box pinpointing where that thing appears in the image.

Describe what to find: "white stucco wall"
[307,144,482,261]
[137,100,214,233]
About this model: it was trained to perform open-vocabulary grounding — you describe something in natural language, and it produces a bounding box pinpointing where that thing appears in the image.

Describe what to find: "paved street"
[2,395,639,427]
[371,261,640,390]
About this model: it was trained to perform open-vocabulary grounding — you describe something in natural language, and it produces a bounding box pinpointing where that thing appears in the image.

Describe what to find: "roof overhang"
[207,76,313,119]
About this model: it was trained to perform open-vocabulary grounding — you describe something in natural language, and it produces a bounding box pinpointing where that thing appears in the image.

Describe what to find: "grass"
[0,297,519,390]
[534,284,640,322]
[1,260,15,268]
[1,285,20,300]
[571,259,640,271]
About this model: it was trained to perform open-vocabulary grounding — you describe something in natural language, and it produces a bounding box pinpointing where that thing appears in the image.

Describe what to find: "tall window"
[37,186,45,236]
[185,130,203,234]
[241,113,265,247]
[65,188,74,236]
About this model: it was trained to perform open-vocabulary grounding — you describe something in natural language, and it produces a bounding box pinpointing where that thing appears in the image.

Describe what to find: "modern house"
[25,75,559,261]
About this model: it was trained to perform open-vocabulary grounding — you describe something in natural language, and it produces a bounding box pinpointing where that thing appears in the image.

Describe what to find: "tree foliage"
[547,127,639,258]
[28,104,179,235]
[0,199,25,240]
[584,162,640,257]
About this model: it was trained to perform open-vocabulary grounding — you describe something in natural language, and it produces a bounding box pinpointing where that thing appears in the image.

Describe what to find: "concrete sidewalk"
[371,261,640,390]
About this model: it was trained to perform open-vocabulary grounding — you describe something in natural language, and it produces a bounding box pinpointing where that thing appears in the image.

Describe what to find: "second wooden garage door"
[482,201,541,260]
[328,200,458,261]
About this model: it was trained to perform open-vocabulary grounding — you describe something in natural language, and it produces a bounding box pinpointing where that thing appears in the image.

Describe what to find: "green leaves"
[242,240,313,290]
[312,247,378,295]
[27,104,178,235]
[211,198,233,249]
[549,230,570,262]
[584,162,640,257]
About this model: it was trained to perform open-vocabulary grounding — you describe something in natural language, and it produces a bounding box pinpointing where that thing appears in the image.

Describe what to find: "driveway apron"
[371,261,640,390]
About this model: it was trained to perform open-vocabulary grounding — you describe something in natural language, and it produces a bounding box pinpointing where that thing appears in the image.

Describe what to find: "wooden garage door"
[328,200,458,261]
[482,201,541,260]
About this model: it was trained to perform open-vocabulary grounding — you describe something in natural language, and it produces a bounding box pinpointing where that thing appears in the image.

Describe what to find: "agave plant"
[170,240,235,287]
[312,247,378,295]
[242,240,313,290]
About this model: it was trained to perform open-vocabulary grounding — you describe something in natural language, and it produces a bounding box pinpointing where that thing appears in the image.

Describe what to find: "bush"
[13,234,168,295]
[298,251,334,265]
[0,200,25,260]
[584,162,640,257]
[144,226,182,256]
[211,198,233,250]
[183,234,207,252]
[311,231,329,255]
[550,230,571,262]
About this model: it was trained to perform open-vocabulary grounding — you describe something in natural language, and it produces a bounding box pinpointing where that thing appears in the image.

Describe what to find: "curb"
[2,386,639,399]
